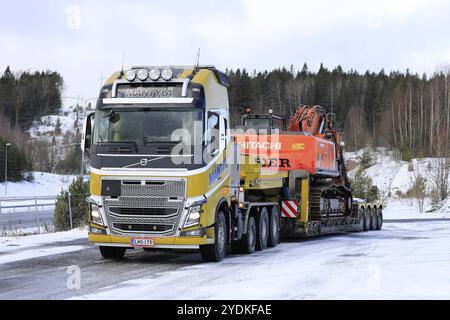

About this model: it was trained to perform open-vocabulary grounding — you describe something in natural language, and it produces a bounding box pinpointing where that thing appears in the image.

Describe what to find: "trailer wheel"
[358,208,365,232]
[99,247,126,260]
[370,207,377,231]
[376,208,383,231]
[256,207,269,251]
[200,211,227,262]
[363,207,371,231]
[240,216,257,254]
[268,206,280,248]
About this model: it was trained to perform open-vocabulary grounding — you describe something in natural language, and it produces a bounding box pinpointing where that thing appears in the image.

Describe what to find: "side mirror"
[82,112,95,156]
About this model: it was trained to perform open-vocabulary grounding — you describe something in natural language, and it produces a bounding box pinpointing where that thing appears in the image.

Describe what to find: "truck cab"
[82,66,238,262]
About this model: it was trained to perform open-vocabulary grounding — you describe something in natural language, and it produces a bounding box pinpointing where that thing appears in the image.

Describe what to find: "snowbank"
[1,172,76,199]
[0,227,87,253]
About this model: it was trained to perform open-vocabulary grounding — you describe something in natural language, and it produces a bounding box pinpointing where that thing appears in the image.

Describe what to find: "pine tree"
[53,176,89,231]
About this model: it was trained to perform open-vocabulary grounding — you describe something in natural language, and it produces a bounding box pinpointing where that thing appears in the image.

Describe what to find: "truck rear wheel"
[358,208,365,232]
[200,211,227,262]
[376,208,383,230]
[99,246,126,260]
[370,207,377,231]
[363,207,371,231]
[239,216,257,254]
[268,206,280,248]
[256,207,269,251]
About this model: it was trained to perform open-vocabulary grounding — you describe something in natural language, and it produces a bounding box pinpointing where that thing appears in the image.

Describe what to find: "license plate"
[131,238,155,247]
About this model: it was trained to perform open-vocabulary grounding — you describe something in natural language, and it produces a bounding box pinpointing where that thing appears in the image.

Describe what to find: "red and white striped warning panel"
[281,200,299,218]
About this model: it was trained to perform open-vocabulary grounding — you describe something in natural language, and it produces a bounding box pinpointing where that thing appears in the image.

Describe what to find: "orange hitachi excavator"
[234,105,353,222]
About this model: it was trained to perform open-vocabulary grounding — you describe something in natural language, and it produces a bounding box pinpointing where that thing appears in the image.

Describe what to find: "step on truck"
[82,65,382,262]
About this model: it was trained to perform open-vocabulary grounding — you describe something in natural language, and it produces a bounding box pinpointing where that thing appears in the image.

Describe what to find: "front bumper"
[88,232,212,250]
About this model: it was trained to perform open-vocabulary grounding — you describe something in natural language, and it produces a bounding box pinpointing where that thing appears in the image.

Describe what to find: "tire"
[99,246,126,259]
[358,208,365,232]
[268,206,280,248]
[363,207,371,231]
[240,216,257,254]
[376,208,383,231]
[256,207,269,251]
[200,211,227,262]
[370,207,377,231]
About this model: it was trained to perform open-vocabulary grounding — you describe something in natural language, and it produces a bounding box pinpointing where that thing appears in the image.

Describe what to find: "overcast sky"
[1,0,450,104]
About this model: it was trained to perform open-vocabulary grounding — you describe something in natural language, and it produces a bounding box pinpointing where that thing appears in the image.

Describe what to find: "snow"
[28,104,88,141]
[72,216,450,300]
[1,172,76,199]
[69,202,449,300]
[0,204,449,299]
[383,199,448,220]
[0,227,87,254]
[0,245,86,265]
[0,172,77,215]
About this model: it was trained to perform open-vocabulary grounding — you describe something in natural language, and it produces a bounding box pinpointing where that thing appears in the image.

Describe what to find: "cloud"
[66,5,81,30]
[0,0,450,100]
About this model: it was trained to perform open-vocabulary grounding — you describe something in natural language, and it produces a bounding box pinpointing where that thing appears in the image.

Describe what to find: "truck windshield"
[93,107,203,146]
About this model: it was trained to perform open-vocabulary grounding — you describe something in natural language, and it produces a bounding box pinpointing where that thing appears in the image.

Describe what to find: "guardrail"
[0,196,57,213]
[0,196,58,236]
[0,194,89,236]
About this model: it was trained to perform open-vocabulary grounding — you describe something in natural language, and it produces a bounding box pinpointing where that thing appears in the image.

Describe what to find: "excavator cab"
[239,109,286,132]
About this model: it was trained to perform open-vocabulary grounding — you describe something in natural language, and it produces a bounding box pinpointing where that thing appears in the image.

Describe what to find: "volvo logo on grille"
[140,158,149,166]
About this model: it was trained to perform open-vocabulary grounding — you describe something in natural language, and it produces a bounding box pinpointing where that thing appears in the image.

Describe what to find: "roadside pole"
[0,199,2,235]
[34,198,40,234]
[68,192,73,230]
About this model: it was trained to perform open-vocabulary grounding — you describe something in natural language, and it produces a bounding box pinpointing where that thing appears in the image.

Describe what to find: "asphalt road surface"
[0,220,449,300]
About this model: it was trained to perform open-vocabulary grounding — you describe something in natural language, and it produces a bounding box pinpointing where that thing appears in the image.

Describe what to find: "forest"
[2,63,450,182]
[228,64,450,158]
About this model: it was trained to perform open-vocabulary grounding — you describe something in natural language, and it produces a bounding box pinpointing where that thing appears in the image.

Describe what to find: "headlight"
[185,205,201,228]
[149,69,161,81]
[137,69,149,81]
[125,70,136,81]
[90,204,104,226]
[161,69,173,81]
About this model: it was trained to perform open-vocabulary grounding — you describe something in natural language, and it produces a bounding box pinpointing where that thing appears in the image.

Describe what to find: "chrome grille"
[122,180,186,197]
[104,179,186,237]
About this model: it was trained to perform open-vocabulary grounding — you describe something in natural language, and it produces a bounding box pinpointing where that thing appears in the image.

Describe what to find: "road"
[0,220,449,300]
[0,209,54,231]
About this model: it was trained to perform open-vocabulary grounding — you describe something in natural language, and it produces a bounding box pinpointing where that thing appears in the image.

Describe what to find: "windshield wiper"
[143,137,183,145]
[98,141,139,154]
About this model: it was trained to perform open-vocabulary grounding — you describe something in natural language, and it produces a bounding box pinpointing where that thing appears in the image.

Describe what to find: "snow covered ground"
[28,104,88,142]
[0,203,449,300]
[0,228,87,254]
[72,220,450,300]
[0,172,76,216]
[347,148,450,198]
[383,199,448,220]
[1,172,75,199]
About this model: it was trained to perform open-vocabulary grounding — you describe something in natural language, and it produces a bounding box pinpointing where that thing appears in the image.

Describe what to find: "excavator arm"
[288,105,351,188]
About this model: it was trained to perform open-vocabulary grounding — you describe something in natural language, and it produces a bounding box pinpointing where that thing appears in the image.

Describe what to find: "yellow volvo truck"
[82,65,382,262]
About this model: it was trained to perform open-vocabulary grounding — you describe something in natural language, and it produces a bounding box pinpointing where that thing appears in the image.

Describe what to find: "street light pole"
[4,143,11,198]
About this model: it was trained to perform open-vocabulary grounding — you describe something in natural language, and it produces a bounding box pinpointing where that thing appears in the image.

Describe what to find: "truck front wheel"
[200,211,227,262]
[99,246,126,260]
